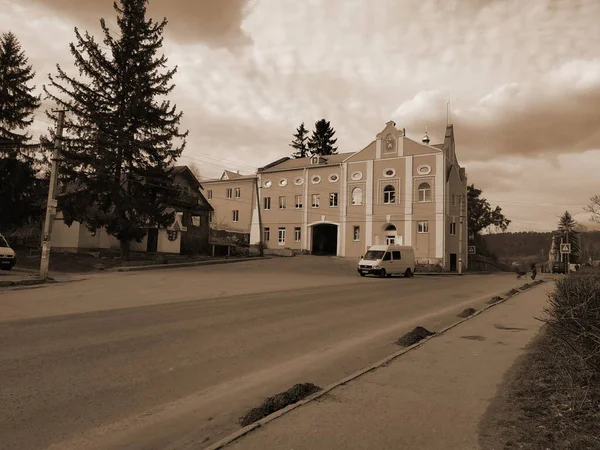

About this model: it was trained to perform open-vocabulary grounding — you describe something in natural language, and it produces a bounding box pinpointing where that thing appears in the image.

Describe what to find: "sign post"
[468,246,476,255]
[560,243,571,274]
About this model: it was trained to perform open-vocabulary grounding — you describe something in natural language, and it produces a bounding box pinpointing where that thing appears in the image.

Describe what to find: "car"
[357,244,415,278]
[0,233,16,271]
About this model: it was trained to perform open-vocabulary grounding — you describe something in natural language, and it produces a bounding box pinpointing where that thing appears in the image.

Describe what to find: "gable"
[344,141,376,162]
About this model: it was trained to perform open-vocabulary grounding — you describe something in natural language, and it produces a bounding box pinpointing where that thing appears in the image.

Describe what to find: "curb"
[115,256,271,272]
[203,279,551,450]
[0,278,49,288]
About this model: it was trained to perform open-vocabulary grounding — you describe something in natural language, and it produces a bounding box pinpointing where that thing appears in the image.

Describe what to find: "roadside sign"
[560,243,571,254]
[468,246,476,255]
[49,199,58,208]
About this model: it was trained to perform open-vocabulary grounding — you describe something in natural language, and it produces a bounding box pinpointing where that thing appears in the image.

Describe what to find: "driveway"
[0,256,530,449]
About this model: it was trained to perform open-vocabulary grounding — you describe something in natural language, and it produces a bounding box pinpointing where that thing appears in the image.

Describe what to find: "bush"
[544,271,600,374]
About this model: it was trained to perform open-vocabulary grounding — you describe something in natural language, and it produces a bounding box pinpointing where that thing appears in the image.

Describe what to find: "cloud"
[18,0,253,48]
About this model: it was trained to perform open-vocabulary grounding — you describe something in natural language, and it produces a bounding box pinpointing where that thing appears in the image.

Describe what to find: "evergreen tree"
[289,122,309,158]
[557,211,580,263]
[308,119,338,156]
[0,31,41,153]
[0,32,44,230]
[44,0,188,260]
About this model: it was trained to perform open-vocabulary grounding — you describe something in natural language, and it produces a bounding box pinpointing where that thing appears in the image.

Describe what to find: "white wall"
[157,229,181,253]
[51,217,81,249]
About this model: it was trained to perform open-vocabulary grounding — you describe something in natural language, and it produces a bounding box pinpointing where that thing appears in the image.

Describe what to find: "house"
[207,122,469,271]
[51,165,213,255]
[200,170,259,254]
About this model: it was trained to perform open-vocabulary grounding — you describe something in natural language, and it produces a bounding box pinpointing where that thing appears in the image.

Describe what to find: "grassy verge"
[479,270,600,449]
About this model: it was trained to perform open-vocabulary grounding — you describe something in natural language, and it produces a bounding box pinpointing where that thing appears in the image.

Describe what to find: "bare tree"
[188,163,202,181]
[584,195,600,223]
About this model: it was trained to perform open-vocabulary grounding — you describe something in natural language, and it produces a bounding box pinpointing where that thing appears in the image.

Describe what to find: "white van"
[0,233,16,271]
[357,244,415,278]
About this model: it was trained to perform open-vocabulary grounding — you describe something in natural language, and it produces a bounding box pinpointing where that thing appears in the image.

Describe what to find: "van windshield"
[0,235,9,248]
[363,250,385,260]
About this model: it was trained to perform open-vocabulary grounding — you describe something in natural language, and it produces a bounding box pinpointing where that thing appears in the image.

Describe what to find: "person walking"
[530,261,537,280]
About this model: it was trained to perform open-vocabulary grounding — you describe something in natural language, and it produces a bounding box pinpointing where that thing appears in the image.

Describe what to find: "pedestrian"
[530,261,537,280]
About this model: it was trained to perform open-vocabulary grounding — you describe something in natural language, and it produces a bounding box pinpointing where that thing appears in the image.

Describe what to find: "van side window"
[383,252,391,261]
[392,251,401,260]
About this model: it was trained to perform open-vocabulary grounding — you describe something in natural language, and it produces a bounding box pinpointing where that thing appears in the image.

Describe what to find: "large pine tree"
[0,32,44,231]
[289,122,309,158]
[44,0,188,259]
[308,119,338,156]
[557,211,580,263]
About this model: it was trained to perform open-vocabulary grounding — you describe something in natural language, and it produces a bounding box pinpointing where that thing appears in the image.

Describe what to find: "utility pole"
[458,193,464,274]
[40,110,66,280]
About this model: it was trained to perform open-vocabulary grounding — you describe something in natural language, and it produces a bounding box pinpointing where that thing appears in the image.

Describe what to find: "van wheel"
[404,269,412,278]
[379,269,386,278]
[360,273,366,277]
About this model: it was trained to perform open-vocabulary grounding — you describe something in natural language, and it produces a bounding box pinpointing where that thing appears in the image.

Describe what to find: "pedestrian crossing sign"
[560,243,571,253]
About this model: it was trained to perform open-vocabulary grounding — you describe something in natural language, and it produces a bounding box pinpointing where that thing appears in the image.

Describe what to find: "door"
[386,236,395,245]
[450,253,457,272]
[392,250,402,273]
[382,251,393,273]
[147,228,159,253]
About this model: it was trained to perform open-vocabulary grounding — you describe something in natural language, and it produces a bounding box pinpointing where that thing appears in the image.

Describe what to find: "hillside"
[482,231,600,263]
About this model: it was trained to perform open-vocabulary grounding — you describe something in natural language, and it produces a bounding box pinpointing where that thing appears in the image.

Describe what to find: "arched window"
[418,182,432,202]
[352,187,363,205]
[383,185,396,204]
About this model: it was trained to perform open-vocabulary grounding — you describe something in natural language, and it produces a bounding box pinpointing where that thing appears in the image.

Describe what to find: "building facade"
[208,122,468,270]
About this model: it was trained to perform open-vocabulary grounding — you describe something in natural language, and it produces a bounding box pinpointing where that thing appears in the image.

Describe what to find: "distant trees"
[308,119,338,156]
[585,195,600,224]
[289,122,309,159]
[0,31,45,231]
[467,184,511,242]
[557,211,580,263]
[44,0,187,260]
[289,119,338,158]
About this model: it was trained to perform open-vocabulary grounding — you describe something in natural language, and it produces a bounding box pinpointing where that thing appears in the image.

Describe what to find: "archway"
[384,224,397,245]
[311,224,338,255]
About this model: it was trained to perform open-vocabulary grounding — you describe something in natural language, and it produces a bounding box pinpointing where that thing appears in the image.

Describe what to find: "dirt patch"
[238,383,322,427]
[461,335,486,341]
[486,296,504,304]
[457,307,477,318]
[504,288,520,296]
[396,326,436,347]
[479,330,600,449]
[494,324,528,331]
[520,283,532,290]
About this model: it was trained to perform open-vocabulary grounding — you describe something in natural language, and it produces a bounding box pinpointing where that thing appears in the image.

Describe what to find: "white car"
[357,244,416,278]
[0,233,16,271]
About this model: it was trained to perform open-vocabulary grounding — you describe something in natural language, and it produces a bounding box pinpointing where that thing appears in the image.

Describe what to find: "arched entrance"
[311,223,338,255]
[384,224,397,245]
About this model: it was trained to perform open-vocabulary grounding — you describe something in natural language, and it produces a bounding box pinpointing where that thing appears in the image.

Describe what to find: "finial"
[422,123,430,144]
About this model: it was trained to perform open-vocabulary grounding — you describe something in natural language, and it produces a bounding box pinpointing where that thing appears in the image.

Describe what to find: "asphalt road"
[0,257,528,450]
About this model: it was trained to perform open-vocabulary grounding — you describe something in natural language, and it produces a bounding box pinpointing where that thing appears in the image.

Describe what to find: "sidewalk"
[219,282,553,450]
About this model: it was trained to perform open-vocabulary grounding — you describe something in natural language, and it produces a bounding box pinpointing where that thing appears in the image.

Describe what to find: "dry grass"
[479,330,600,450]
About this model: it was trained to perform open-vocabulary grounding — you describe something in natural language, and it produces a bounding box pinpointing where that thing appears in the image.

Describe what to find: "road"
[0,257,527,450]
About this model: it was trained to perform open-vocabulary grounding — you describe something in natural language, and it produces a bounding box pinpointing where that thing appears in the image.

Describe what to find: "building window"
[226,188,232,199]
[329,192,338,207]
[451,193,456,206]
[312,194,320,208]
[264,227,270,241]
[418,182,432,202]
[278,227,286,245]
[294,227,301,242]
[329,173,339,182]
[417,165,431,175]
[450,221,456,235]
[167,230,178,241]
[351,187,363,205]
[418,221,429,233]
[295,195,303,209]
[383,168,395,177]
[353,226,360,241]
[235,187,240,198]
[311,175,321,184]
[207,190,213,200]
[264,197,271,210]
[279,196,287,209]
[264,180,272,188]
[279,178,288,187]
[232,210,239,222]
[383,185,396,204]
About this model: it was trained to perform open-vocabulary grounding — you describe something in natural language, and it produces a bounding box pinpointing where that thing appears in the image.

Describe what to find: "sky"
[2,0,600,233]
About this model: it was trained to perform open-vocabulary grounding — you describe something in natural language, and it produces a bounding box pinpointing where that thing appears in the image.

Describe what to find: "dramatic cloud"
[19,0,253,48]
[2,0,600,231]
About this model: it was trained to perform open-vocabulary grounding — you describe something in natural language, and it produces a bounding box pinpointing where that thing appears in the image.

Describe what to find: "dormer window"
[311,156,319,165]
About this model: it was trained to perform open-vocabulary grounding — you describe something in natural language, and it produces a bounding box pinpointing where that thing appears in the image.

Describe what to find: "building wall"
[203,178,256,234]
[51,214,80,251]
[157,229,181,253]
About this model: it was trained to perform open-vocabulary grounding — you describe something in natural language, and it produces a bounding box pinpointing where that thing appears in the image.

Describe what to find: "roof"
[172,165,203,189]
[432,143,444,149]
[202,172,257,183]
[259,152,355,173]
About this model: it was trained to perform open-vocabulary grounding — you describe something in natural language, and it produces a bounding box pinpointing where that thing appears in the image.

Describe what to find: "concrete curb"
[115,256,271,272]
[0,278,50,288]
[203,279,551,450]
